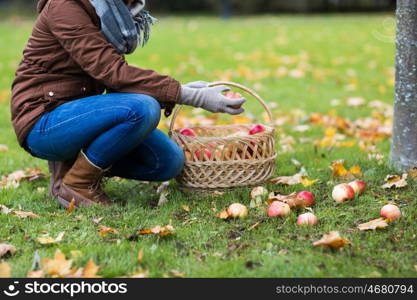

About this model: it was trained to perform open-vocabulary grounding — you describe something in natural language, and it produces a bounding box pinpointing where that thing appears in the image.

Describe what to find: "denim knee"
[158,144,185,181]
[123,94,161,132]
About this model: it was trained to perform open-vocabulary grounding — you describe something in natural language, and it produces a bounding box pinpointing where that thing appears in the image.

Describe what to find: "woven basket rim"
[171,124,275,142]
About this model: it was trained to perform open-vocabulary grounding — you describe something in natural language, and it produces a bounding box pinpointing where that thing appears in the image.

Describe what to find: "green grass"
[0,14,416,278]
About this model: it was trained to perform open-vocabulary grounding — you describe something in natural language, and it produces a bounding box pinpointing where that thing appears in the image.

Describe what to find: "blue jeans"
[25,93,185,181]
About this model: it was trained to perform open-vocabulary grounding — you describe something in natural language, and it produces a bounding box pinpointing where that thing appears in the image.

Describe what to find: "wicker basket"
[169,81,277,192]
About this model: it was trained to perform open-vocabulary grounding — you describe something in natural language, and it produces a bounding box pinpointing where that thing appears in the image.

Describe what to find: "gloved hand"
[184,81,209,89]
[179,85,245,115]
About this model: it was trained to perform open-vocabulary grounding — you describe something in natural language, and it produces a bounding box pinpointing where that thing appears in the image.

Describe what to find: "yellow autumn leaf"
[0,262,11,278]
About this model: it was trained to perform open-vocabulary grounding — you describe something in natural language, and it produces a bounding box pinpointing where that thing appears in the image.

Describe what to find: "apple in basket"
[180,128,197,137]
[224,91,244,109]
[195,149,212,161]
[249,124,266,135]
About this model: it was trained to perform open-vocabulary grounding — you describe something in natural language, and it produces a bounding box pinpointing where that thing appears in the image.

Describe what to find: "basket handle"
[169,81,274,132]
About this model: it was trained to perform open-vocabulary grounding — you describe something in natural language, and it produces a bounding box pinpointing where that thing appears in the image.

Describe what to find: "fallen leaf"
[41,250,73,277]
[0,204,12,214]
[0,244,16,257]
[271,173,317,187]
[128,269,149,278]
[11,210,39,219]
[81,259,100,278]
[168,269,185,278]
[313,231,350,249]
[382,174,408,189]
[138,225,175,237]
[26,270,45,278]
[66,199,76,213]
[217,210,229,220]
[347,97,366,107]
[137,249,144,264]
[268,192,305,209]
[0,144,8,152]
[331,160,362,179]
[37,232,65,245]
[92,217,104,224]
[0,168,46,189]
[181,205,190,213]
[357,218,389,231]
[408,168,417,179]
[0,262,11,278]
[98,225,119,237]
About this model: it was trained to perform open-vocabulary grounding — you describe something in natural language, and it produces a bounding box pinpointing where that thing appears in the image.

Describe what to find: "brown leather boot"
[57,151,112,208]
[48,159,75,197]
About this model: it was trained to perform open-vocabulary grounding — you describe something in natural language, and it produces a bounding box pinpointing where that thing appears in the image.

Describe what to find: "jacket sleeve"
[47,0,180,104]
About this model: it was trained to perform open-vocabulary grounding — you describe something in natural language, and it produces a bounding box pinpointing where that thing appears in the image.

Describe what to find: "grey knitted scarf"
[89,0,156,54]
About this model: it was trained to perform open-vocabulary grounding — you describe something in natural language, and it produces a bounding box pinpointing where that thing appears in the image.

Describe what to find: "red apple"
[249,124,266,135]
[227,203,248,218]
[296,191,315,207]
[194,149,212,161]
[380,204,401,221]
[224,91,243,109]
[180,128,197,137]
[296,212,318,226]
[267,201,291,218]
[332,184,355,203]
[348,180,366,195]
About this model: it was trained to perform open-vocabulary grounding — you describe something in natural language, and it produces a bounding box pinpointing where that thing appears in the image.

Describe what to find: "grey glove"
[184,81,209,89]
[179,85,245,115]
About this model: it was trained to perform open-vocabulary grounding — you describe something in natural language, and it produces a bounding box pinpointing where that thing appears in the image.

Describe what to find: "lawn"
[0,14,416,278]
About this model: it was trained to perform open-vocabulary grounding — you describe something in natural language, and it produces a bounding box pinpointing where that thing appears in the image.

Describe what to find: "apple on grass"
[348,180,366,195]
[380,204,401,221]
[297,212,318,226]
[296,191,315,207]
[267,201,291,218]
[332,184,355,203]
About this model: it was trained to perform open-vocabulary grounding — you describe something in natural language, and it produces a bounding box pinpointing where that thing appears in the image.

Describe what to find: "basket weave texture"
[169,82,277,192]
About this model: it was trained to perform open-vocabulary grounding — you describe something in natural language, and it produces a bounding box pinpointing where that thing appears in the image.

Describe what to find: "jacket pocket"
[42,78,94,109]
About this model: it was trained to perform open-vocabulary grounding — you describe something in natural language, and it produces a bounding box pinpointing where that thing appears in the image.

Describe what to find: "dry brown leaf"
[331,160,362,179]
[137,249,144,264]
[408,168,417,179]
[357,218,389,231]
[41,250,73,277]
[313,231,350,249]
[268,192,305,209]
[82,259,100,278]
[0,243,16,258]
[11,210,39,219]
[168,269,186,278]
[270,173,318,187]
[98,225,119,237]
[128,270,149,278]
[0,168,46,189]
[216,210,229,220]
[26,270,45,278]
[37,232,65,245]
[92,217,104,224]
[66,199,76,213]
[0,262,11,278]
[382,174,408,189]
[0,204,12,214]
[138,225,175,237]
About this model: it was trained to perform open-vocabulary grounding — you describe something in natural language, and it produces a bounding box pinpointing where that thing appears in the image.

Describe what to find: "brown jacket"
[11,0,181,150]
